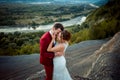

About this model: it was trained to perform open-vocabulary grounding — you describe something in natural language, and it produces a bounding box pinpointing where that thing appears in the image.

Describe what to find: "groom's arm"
[40,38,55,58]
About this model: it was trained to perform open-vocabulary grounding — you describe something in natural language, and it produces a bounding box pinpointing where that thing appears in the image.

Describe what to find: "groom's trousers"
[44,65,53,80]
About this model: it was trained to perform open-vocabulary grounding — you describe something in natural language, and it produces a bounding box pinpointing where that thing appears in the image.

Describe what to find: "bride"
[47,30,72,80]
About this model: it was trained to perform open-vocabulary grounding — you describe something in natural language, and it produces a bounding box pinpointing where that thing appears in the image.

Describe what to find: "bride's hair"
[61,30,71,41]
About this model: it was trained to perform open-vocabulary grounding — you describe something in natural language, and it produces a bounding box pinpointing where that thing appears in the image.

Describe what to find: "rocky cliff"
[88,32,120,80]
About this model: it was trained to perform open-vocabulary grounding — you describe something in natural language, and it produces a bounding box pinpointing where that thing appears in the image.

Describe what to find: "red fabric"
[40,32,54,66]
[44,65,53,80]
[40,32,54,80]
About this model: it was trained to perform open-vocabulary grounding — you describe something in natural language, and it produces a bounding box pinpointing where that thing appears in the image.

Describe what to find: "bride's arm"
[47,40,64,53]
[47,33,64,56]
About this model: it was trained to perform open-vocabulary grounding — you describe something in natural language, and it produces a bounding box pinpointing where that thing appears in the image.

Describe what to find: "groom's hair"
[53,23,64,31]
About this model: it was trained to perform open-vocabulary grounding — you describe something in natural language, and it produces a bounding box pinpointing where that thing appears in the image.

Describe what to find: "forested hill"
[85,0,120,39]
[71,0,120,44]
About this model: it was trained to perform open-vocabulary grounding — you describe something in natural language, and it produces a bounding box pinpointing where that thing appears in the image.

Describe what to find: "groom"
[40,23,64,80]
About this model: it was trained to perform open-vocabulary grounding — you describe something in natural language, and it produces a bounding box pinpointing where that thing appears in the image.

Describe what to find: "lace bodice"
[55,42,68,53]
[63,42,68,52]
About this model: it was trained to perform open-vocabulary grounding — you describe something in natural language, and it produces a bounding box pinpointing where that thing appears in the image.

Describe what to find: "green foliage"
[89,19,120,39]
[69,0,120,44]
[70,28,90,44]
[0,31,44,56]
[18,42,39,55]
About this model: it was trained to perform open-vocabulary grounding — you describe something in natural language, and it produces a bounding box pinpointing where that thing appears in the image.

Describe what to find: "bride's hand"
[52,33,56,40]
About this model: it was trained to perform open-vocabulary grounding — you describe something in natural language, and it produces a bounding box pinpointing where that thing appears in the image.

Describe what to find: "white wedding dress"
[53,42,72,80]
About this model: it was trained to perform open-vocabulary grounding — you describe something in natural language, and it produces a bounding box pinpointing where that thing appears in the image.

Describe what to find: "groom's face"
[54,28,62,35]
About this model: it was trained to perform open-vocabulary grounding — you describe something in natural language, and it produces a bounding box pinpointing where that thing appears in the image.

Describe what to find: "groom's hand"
[55,52,64,56]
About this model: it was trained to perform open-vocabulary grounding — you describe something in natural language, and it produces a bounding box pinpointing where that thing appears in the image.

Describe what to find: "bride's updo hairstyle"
[61,30,71,41]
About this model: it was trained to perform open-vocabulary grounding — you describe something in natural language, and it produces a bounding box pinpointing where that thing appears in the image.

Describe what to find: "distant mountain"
[0,0,51,3]
[0,0,108,6]
[94,0,109,6]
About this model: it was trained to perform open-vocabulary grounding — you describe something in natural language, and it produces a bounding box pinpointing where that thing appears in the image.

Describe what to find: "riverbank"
[0,16,86,33]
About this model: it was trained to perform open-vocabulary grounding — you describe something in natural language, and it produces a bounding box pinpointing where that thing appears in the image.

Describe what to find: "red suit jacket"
[40,32,55,66]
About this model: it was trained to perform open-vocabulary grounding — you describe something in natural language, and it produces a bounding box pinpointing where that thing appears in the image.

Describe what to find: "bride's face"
[57,32,62,41]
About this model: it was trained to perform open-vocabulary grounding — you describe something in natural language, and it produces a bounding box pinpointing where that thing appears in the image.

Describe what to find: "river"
[0,16,86,33]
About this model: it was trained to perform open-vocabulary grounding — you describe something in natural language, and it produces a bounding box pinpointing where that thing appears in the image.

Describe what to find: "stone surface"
[88,32,120,80]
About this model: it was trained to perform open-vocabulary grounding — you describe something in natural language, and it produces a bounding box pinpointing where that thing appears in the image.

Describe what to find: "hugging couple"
[40,22,72,80]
